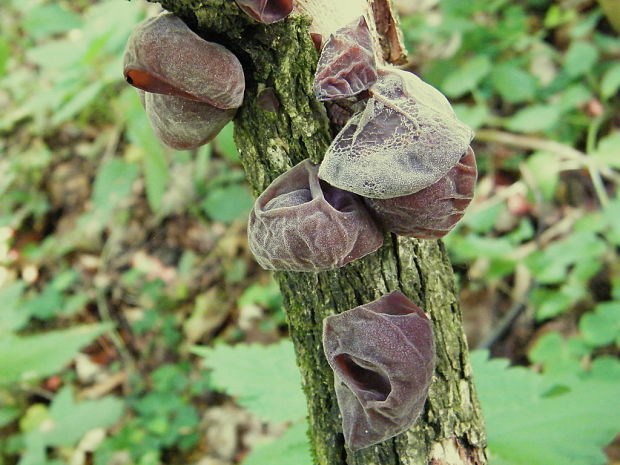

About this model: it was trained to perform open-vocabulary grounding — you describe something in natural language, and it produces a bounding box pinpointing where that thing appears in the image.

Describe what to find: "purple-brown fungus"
[318,68,474,199]
[123,13,245,149]
[323,291,435,450]
[364,146,477,239]
[248,160,383,272]
[313,16,378,101]
[234,0,293,24]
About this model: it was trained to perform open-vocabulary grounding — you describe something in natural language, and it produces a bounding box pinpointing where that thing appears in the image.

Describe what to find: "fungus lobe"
[248,159,383,272]
[123,13,245,149]
[313,16,378,101]
[322,291,435,450]
[364,146,477,238]
[234,0,293,24]
[318,68,474,199]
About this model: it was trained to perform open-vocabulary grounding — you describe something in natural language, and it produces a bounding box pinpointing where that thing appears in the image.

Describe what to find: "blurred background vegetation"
[0,0,619,464]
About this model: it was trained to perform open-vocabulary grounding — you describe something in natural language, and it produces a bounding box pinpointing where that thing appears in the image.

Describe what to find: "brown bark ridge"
[153,0,488,463]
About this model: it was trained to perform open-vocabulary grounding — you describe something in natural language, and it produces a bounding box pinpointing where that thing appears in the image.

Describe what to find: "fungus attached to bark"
[248,160,383,272]
[322,291,435,450]
[318,68,474,199]
[234,0,294,24]
[313,16,378,101]
[364,146,477,238]
[123,13,245,149]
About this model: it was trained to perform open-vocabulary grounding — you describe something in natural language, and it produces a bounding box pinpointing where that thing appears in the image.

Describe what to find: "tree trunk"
[155,1,488,463]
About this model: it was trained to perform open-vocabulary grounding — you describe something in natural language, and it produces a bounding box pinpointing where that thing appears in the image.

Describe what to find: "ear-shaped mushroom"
[124,14,244,110]
[364,146,477,238]
[248,159,383,272]
[322,291,435,450]
[313,16,378,101]
[123,13,245,149]
[234,0,293,24]
[318,68,474,199]
[139,91,236,150]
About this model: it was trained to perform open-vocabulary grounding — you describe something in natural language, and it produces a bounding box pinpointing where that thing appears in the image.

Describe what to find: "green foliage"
[243,421,312,465]
[194,341,311,465]
[18,388,124,465]
[94,364,203,465]
[0,324,111,386]
[195,340,307,423]
[472,350,620,465]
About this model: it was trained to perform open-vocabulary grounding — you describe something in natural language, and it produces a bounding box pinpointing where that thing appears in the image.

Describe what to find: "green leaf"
[524,151,559,201]
[591,132,620,170]
[579,302,620,347]
[26,38,86,69]
[442,55,492,98]
[0,38,10,77]
[20,387,123,465]
[531,288,573,320]
[0,324,111,385]
[601,64,620,99]
[125,99,170,212]
[243,421,312,465]
[215,123,241,162]
[472,350,620,465]
[0,281,27,332]
[40,387,123,446]
[491,63,537,103]
[202,184,254,224]
[452,104,488,130]
[506,105,560,133]
[194,340,307,423]
[23,5,83,40]
[51,81,105,126]
[564,41,599,77]
[92,159,139,219]
[0,406,20,428]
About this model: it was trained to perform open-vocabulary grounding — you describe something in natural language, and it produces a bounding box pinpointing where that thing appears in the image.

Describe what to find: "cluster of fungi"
[123,0,476,451]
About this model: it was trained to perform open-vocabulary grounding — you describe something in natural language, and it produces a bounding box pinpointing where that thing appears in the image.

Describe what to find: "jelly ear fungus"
[364,146,478,239]
[313,16,378,101]
[123,13,245,149]
[247,160,383,272]
[234,0,294,23]
[322,291,435,450]
[318,68,474,199]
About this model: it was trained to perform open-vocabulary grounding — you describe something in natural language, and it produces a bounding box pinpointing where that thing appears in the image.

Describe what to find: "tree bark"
[154,1,488,463]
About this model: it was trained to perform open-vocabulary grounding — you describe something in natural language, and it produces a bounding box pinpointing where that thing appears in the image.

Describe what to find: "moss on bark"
[153,1,487,463]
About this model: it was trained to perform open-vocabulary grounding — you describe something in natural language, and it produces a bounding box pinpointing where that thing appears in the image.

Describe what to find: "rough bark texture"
[153,1,488,463]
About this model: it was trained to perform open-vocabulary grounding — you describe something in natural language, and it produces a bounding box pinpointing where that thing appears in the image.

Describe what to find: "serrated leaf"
[506,105,560,133]
[194,340,307,423]
[472,350,620,465]
[564,41,599,77]
[243,420,312,465]
[591,132,620,170]
[524,151,559,201]
[0,324,111,385]
[0,281,27,332]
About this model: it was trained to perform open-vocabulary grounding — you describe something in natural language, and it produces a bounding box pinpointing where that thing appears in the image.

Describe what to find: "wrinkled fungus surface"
[140,91,236,150]
[248,160,383,272]
[318,68,474,199]
[234,0,293,24]
[313,16,378,101]
[365,146,477,238]
[323,291,435,450]
[124,13,245,109]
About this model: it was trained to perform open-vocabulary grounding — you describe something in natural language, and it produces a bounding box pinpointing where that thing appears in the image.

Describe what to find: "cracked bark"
[152,1,488,463]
